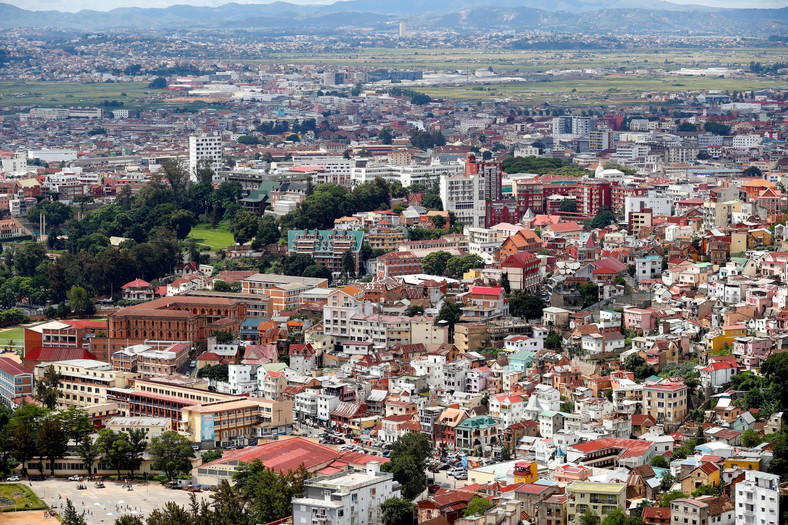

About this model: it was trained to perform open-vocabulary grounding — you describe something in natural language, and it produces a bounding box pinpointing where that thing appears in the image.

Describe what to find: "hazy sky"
[5,0,784,11]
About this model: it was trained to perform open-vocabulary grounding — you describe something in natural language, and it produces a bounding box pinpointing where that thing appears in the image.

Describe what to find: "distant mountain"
[0,1,786,35]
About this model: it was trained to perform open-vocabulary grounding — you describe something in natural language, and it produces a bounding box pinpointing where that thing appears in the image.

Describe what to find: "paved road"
[23,479,212,524]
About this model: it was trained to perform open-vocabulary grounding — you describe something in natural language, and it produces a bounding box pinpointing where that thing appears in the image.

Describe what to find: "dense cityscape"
[0,6,786,525]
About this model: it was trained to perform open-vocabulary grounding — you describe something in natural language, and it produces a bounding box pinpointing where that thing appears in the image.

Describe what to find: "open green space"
[0,81,151,108]
[0,484,48,512]
[0,327,24,348]
[187,224,235,251]
[417,75,787,105]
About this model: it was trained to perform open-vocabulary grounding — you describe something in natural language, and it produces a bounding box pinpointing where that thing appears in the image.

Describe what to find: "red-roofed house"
[23,346,97,370]
[501,251,540,293]
[642,507,671,525]
[121,278,153,301]
[699,361,739,391]
[0,356,33,407]
[461,286,508,320]
[567,438,655,468]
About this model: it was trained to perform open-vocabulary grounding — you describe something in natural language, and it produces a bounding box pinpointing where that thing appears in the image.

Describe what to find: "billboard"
[202,414,214,441]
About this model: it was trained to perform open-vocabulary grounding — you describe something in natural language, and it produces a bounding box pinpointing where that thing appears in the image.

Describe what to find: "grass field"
[0,81,151,108]
[0,327,24,349]
[0,484,48,512]
[188,225,236,251]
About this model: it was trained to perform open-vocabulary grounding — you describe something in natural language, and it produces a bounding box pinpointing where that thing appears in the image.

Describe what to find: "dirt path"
[0,510,54,524]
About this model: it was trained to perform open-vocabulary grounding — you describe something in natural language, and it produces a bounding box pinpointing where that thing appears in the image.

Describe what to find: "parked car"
[5,476,18,482]
[428,484,440,494]
[68,475,82,481]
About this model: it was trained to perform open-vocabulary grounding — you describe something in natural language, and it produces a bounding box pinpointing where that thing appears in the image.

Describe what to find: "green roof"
[456,415,498,429]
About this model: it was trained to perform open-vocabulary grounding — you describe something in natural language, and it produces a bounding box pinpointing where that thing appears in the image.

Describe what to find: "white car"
[68,475,81,481]
[6,476,18,482]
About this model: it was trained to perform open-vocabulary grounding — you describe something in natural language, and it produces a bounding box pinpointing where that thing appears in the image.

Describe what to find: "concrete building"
[189,134,222,182]
[734,471,780,525]
[0,357,33,408]
[566,482,627,524]
[440,173,485,228]
[34,359,134,411]
[642,382,688,428]
[291,462,398,525]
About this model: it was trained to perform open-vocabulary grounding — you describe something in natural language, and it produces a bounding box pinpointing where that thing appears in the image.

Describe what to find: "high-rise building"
[735,471,780,525]
[465,152,502,201]
[440,172,486,228]
[189,134,222,182]
[589,129,612,151]
[399,21,406,37]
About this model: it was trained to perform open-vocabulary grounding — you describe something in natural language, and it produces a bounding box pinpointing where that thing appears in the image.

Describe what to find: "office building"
[189,134,222,181]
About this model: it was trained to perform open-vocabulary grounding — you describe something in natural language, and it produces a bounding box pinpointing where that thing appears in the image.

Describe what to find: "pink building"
[624,307,657,331]
[733,337,772,370]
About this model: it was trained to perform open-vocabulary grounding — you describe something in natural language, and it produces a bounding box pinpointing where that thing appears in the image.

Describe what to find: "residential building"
[0,357,33,408]
[642,382,688,428]
[288,229,364,275]
[189,134,222,181]
[566,482,627,524]
[440,172,486,228]
[734,471,779,525]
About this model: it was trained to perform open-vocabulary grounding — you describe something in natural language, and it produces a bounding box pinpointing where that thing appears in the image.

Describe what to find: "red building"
[376,250,422,278]
[465,153,502,201]
[501,251,540,292]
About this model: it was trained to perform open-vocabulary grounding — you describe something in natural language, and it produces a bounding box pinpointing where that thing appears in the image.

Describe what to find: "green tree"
[58,406,93,443]
[303,265,333,282]
[704,122,731,136]
[559,199,578,212]
[545,330,562,350]
[97,429,132,479]
[445,254,485,279]
[650,455,669,468]
[77,434,99,478]
[379,127,394,145]
[660,490,688,508]
[405,305,425,317]
[62,499,87,525]
[762,352,788,410]
[381,497,415,525]
[580,509,600,525]
[382,433,431,500]
[430,215,447,229]
[422,251,452,276]
[201,448,223,464]
[464,495,492,517]
[422,194,443,210]
[10,419,36,475]
[67,285,95,316]
[149,431,195,482]
[281,254,315,276]
[500,273,511,294]
[232,209,259,245]
[35,364,61,409]
[127,428,147,479]
[341,249,356,277]
[169,209,196,240]
[660,474,677,492]
[14,241,46,277]
[509,290,545,319]
[233,459,310,524]
[560,401,574,413]
[37,417,68,476]
[741,429,763,448]
[768,433,788,481]
[589,209,617,230]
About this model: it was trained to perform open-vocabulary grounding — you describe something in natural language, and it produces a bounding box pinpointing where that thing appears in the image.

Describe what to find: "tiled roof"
[24,346,96,363]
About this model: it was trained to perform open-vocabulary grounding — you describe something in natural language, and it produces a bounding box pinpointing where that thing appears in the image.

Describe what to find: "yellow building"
[724,457,761,471]
[34,359,135,411]
[180,397,293,446]
[513,461,538,484]
[710,325,748,352]
[454,323,487,353]
[566,482,627,523]
[642,382,688,428]
[681,463,721,493]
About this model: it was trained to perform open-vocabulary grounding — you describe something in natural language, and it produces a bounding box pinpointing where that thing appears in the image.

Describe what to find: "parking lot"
[20,478,212,524]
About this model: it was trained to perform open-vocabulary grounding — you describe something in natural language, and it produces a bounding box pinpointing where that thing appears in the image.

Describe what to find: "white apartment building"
[189,134,223,181]
[735,471,779,525]
[349,161,462,187]
[636,256,664,282]
[323,288,373,338]
[348,314,411,349]
[732,134,762,149]
[291,463,398,525]
[34,359,134,410]
[625,192,673,221]
[440,173,485,228]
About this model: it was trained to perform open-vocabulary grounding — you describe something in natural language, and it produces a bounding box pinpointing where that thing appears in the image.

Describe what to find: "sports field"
[187,225,236,251]
[0,484,48,513]
[0,327,24,349]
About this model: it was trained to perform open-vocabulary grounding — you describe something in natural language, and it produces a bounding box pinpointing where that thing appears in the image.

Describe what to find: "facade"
[734,471,779,525]
[288,229,364,274]
[642,382,688,428]
[566,482,627,524]
[501,251,540,293]
[189,134,222,181]
[180,397,293,447]
[440,173,486,228]
[0,357,33,408]
[34,359,134,411]
[291,463,398,525]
